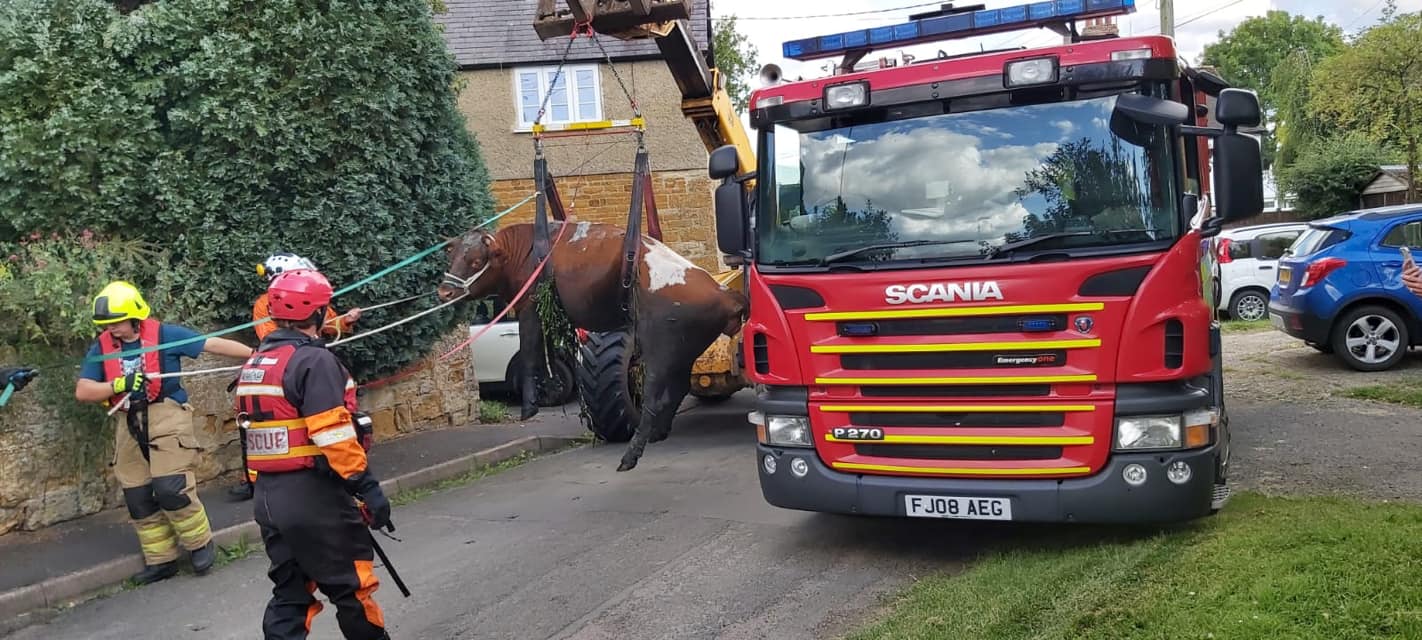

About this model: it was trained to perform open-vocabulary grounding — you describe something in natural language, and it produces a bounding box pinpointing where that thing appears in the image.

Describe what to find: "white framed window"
[514,64,603,131]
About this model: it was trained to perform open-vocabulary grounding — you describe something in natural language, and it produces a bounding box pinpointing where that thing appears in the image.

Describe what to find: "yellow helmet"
[92,281,151,325]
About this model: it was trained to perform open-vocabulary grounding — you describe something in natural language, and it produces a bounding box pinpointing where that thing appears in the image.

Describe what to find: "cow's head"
[438,229,506,302]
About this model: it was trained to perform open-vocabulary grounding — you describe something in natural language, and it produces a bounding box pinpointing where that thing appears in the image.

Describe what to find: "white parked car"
[467,297,576,407]
[1210,222,1308,321]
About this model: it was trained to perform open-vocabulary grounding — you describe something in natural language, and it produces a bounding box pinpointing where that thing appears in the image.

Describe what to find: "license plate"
[1277,266,1291,286]
[904,494,1012,520]
[1270,313,1284,330]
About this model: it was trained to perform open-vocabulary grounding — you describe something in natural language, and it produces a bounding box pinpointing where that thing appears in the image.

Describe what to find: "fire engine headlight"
[1114,415,1182,451]
[824,82,868,110]
[765,415,813,448]
[1004,57,1059,88]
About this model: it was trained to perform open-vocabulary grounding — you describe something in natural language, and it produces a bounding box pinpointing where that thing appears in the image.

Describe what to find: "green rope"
[82,193,538,365]
[0,384,13,408]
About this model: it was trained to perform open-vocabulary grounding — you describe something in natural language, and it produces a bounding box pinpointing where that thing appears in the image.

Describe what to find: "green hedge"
[0,0,493,380]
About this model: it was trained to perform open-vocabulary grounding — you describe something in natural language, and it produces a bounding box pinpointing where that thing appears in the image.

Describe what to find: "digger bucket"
[534,0,692,41]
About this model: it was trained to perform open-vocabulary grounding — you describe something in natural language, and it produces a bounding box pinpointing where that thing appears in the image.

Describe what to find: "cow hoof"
[520,406,539,421]
[616,458,638,472]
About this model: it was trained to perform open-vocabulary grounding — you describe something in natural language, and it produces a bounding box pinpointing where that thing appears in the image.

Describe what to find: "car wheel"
[537,356,577,407]
[1331,305,1409,371]
[1229,289,1269,322]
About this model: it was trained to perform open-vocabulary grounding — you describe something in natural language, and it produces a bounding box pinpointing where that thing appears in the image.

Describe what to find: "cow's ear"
[481,234,494,246]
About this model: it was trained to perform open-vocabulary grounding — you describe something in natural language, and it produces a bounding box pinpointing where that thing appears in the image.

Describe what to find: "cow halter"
[441,262,490,294]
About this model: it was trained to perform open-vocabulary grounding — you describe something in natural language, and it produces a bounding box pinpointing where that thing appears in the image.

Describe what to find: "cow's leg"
[617,326,697,471]
[517,307,548,421]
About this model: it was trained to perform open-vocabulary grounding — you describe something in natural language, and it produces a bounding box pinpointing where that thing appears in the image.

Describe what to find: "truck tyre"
[575,331,640,443]
[1331,305,1409,372]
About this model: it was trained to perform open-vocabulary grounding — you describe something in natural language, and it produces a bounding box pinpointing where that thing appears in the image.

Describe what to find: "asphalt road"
[11,366,1419,639]
[4,395,993,640]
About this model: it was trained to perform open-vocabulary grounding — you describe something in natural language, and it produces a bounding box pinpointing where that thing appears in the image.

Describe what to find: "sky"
[709,0,1421,83]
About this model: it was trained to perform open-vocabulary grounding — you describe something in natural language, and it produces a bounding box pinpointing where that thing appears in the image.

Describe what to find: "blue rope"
[82,194,537,364]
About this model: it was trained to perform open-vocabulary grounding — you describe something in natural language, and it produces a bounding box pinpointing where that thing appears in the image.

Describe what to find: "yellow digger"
[534,0,754,441]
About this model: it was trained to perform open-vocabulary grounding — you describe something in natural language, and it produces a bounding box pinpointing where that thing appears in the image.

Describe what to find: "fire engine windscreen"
[758,86,1180,266]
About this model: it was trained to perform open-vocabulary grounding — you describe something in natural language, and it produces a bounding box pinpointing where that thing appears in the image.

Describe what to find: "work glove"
[346,472,393,532]
[1,367,37,392]
[112,371,147,396]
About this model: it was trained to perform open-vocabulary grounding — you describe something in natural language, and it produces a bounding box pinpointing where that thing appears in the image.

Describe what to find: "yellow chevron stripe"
[815,374,1097,385]
[820,404,1095,413]
[804,302,1104,321]
[811,339,1101,354]
[832,461,1092,476]
[827,434,1094,446]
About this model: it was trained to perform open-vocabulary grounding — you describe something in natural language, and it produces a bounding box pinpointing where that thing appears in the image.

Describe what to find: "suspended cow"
[437,220,748,471]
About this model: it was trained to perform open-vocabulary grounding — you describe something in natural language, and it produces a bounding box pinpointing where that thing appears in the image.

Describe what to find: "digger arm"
[534,1,757,179]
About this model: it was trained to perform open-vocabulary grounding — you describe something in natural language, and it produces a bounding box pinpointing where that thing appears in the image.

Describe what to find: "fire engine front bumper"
[756,444,1222,524]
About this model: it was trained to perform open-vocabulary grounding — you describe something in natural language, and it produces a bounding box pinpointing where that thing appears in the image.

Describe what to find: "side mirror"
[709,145,739,181]
[715,181,749,255]
[1213,132,1263,222]
[1113,93,1191,126]
[1215,88,1261,129]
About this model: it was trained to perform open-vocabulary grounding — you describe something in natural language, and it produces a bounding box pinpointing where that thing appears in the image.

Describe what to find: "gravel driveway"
[1224,327,1422,502]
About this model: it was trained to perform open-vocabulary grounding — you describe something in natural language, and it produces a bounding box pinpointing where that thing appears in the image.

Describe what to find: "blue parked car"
[1270,204,1422,371]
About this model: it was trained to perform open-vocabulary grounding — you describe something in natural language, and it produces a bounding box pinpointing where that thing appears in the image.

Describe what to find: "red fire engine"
[709,0,1265,523]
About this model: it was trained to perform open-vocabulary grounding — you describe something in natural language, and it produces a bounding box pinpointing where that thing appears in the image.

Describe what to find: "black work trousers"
[254,469,387,640]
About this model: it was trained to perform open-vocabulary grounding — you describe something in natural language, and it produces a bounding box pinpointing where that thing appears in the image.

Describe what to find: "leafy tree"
[0,0,494,380]
[1199,11,1344,169]
[1276,134,1391,220]
[1015,137,1158,241]
[1310,11,1422,204]
[712,13,759,112]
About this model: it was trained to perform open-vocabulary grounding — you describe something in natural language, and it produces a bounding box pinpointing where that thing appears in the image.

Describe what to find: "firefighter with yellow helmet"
[74,281,255,585]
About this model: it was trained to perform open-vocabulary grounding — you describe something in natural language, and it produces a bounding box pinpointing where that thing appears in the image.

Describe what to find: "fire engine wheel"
[575,331,640,443]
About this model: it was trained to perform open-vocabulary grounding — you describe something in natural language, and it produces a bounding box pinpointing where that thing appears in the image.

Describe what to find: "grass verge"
[1222,319,1272,334]
[847,493,1422,640]
[479,399,510,423]
[1342,384,1422,408]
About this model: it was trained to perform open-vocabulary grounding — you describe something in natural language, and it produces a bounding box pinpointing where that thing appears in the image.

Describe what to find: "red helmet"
[267,269,334,321]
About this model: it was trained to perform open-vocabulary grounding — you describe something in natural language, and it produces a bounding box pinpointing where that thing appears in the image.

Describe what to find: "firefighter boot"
[130,561,179,586]
[191,540,217,575]
[226,481,253,502]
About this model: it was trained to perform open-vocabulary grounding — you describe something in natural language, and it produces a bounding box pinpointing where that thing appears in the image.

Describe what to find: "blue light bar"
[782,0,1137,61]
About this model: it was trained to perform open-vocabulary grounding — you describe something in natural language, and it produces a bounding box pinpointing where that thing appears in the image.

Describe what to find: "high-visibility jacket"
[100,318,163,407]
[234,342,361,475]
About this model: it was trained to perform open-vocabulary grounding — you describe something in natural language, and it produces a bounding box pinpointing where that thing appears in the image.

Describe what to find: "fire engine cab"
[707,0,1265,523]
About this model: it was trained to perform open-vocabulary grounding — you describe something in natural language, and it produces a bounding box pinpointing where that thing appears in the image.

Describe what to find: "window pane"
[519,72,540,124]
[547,71,570,122]
[576,69,598,120]
[1257,232,1299,259]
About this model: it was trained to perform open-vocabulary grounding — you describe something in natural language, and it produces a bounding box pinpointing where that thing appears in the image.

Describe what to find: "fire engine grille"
[840,314,1067,337]
[846,411,1066,428]
[840,350,1068,370]
[860,384,1052,397]
[854,444,1064,461]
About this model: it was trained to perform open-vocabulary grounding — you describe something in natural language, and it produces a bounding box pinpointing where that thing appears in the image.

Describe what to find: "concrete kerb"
[0,434,587,626]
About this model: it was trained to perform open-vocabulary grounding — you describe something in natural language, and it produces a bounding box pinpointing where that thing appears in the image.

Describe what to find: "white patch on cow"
[570,221,591,243]
[643,238,704,291]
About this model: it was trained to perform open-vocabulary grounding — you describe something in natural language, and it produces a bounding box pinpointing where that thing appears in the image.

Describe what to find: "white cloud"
[1053,120,1075,138]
